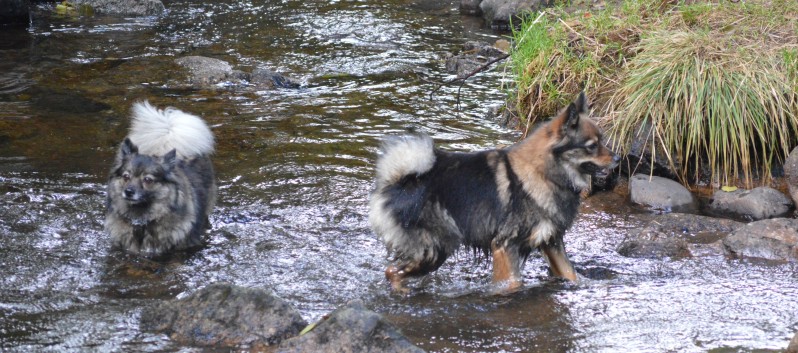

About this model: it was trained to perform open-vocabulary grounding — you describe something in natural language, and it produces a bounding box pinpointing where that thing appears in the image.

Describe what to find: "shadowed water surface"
[1,1,796,352]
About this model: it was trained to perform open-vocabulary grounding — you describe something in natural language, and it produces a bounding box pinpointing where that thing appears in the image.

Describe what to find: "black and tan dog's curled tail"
[374,134,435,187]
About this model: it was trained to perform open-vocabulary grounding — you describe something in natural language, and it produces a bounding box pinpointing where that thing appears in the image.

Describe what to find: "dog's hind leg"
[491,242,522,291]
[539,237,578,282]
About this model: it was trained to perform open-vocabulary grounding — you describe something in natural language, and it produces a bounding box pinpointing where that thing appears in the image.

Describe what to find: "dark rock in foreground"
[617,213,743,259]
[277,301,425,353]
[723,218,798,261]
[141,283,307,349]
[0,0,28,26]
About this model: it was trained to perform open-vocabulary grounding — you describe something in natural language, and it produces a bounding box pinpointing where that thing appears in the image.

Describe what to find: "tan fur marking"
[487,151,512,207]
[506,123,559,215]
[491,245,522,290]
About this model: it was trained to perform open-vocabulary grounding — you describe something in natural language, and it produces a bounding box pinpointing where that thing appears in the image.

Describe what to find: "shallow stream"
[1,1,796,351]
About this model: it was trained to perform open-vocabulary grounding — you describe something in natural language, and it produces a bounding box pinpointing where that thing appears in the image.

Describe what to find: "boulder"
[722,218,798,261]
[617,213,742,259]
[708,187,794,221]
[71,0,165,16]
[277,301,424,353]
[629,174,695,212]
[140,283,307,349]
[479,0,553,30]
[175,56,237,86]
[785,145,798,207]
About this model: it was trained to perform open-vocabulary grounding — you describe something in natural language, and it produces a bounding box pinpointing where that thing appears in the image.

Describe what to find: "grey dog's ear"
[112,138,138,171]
[161,149,178,172]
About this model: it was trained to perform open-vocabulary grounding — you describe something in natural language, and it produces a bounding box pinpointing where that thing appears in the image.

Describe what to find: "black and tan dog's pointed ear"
[561,92,589,133]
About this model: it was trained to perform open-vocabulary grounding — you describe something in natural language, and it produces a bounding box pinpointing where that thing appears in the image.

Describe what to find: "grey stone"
[175,56,235,86]
[141,283,307,349]
[71,0,165,16]
[722,218,798,261]
[444,41,507,78]
[709,187,793,221]
[277,301,424,353]
[629,174,695,211]
[479,0,553,30]
[785,145,798,207]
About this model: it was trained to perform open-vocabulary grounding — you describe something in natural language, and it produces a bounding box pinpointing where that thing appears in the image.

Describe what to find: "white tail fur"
[128,101,214,158]
[375,134,435,186]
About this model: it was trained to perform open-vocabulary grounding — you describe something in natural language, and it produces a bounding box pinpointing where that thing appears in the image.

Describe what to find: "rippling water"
[1,1,796,352]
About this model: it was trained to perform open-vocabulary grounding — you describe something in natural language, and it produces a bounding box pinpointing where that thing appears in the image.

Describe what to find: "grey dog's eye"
[122,172,131,181]
[143,176,154,184]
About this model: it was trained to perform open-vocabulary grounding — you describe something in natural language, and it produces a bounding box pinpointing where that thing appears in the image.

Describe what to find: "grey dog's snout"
[123,187,136,199]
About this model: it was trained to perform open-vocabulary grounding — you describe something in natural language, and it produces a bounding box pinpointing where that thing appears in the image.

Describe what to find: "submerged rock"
[629,174,695,212]
[722,218,798,261]
[250,68,300,89]
[616,213,742,259]
[0,0,28,26]
[140,283,307,349]
[71,0,165,16]
[444,40,508,78]
[708,187,794,221]
[175,56,299,89]
[785,146,798,208]
[277,301,424,353]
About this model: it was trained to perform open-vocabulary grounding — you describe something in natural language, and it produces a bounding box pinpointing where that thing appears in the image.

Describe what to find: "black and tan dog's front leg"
[539,235,578,282]
[491,241,523,291]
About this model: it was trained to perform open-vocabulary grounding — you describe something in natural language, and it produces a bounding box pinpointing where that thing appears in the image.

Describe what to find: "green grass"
[509,0,798,187]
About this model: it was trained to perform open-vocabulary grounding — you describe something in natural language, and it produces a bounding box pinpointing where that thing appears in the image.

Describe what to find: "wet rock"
[617,213,743,259]
[175,56,237,87]
[479,0,553,30]
[0,0,28,26]
[250,68,300,89]
[444,41,508,78]
[785,145,798,207]
[722,218,798,261]
[708,187,794,221]
[788,331,798,353]
[277,301,424,353]
[140,283,307,349]
[71,0,165,16]
[460,0,483,15]
[629,174,695,212]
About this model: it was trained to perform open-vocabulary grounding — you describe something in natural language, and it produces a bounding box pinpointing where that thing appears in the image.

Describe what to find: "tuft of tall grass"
[606,30,798,187]
[508,0,798,187]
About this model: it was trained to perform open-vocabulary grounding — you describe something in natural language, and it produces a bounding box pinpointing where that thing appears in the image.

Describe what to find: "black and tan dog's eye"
[122,172,131,181]
[143,176,154,184]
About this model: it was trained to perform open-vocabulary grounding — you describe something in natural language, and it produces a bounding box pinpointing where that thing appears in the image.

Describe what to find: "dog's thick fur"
[104,101,217,257]
[369,92,618,291]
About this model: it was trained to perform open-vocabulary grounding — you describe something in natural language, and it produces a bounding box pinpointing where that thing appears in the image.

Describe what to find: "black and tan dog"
[369,92,618,292]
